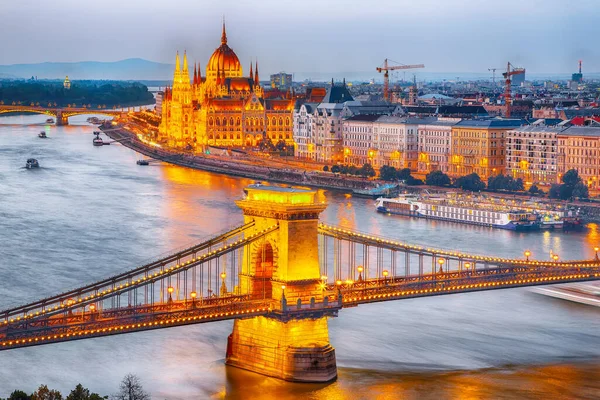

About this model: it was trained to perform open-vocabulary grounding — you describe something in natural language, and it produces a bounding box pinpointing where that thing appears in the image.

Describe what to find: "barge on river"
[375,195,539,231]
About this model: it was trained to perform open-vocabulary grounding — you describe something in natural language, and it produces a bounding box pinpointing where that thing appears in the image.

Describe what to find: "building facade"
[505,125,563,184]
[270,72,293,90]
[417,118,461,174]
[159,22,295,150]
[557,126,600,189]
[450,119,521,179]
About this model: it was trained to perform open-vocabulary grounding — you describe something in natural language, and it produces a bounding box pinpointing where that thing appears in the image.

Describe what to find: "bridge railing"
[1,223,279,328]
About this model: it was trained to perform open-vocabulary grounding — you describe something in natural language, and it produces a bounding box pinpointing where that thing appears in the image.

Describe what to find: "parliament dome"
[206,23,242,79]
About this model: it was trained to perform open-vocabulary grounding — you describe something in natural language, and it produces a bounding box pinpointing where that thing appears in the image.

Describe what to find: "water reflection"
[1,115,600,398]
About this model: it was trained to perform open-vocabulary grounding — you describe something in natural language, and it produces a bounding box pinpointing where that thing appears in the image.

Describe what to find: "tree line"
[424,169,589,200]
[0,80,155,108]
[2,374,149,400]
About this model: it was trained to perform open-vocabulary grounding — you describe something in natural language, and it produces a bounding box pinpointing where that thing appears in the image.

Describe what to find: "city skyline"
[1,0,598,76]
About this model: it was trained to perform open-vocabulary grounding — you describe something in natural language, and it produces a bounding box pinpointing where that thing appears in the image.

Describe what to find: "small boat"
[87,117,101,124]
[26,158,40,169]
[93,137,104,146]
[46,118,54,124]
[136,160,150,166]
[38,131,47,138]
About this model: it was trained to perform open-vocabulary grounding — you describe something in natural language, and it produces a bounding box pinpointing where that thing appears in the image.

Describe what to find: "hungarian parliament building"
[159,22,295,149]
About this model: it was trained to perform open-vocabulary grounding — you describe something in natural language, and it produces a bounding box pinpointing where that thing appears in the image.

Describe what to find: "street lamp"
[524,250,531,261]
[595,246,599,261]
[220,272,227,296]
[382,269,389,285]
[438,258,445,274]
[464,262,471,277]
[167,286,174,303]
[357,266,364,282]
[89,304,96,313]
[190,291,197,307]
[553,254,559,263]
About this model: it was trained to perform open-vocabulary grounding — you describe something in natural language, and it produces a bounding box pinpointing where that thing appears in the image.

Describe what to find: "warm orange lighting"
[321,275,328,281]
[382,270,389,277]
[357,266,363,273]
[336,280,342,286]
[89,304,96,312]
[524,250,531,261]
[167,286,174,294]
[438,258,445,265]
[220,272,226,280]
[190,291,197,299]
[464,262,471,269]
[281,285,286,291]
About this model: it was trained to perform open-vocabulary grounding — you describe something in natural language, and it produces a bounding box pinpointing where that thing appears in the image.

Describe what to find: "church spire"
[175,51,181,72]
[198,63,202,80]
[183,50,188,72]
[249,61,253,81]
[221,18,227,45]
[254,60,259,85]
[193,63,197,85]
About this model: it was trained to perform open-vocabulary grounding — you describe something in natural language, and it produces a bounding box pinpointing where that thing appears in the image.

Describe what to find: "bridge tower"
[226,184,338,382]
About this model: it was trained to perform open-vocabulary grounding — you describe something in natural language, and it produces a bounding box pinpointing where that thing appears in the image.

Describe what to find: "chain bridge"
[0,105,122,125]
[1,185,599,382]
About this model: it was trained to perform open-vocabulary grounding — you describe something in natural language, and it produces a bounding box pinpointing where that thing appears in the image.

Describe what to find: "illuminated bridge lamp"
[335,280,342,288]
[553,254,559,263]
[438,258,445,274]
[524,250,531,261]
[357,266,364,282]
[88,304,96,315]
[595,246,599,261]
[190,291,197,306]
[167,286,174,303]
[382,270,389,285]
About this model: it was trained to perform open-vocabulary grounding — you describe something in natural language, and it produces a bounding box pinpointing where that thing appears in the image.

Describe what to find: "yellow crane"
[376,59,425,102]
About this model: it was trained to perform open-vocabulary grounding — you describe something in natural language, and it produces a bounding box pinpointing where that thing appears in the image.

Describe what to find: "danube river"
[1,114,600,399]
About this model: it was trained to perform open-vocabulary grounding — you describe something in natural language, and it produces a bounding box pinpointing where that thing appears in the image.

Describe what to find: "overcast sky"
[0,0,597,75]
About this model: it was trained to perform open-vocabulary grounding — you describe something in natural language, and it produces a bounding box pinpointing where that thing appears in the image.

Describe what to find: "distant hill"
[0,58,174,80]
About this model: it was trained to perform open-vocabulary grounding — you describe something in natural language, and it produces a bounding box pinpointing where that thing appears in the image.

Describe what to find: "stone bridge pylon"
[226,184,338,382]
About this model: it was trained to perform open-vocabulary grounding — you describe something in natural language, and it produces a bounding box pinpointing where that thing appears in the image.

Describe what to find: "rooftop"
[455,119,522,128]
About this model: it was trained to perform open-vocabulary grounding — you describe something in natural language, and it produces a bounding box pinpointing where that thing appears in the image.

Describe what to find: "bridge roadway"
[0,105,121,124]
[1,223,600,351]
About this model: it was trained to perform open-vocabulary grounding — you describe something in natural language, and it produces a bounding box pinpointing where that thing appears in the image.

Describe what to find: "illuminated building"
[63,76,71,90]
[293,82,401,163]
[450,119,521,179]
[417,118,461,174]
[159,22,295,150]
[557,126,600,189]
[270,72,292,90]
[505,125,563,184]
[342,116,432,169]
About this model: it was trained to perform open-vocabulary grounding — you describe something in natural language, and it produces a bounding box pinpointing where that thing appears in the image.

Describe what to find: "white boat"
[38,131,47,138]
[46,118,54,124]
[375,195,539,231]
[93,137,104,146]
[352,183,399,198]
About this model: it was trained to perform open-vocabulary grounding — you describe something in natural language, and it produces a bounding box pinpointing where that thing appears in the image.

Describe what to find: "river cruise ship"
[375,195,539,231]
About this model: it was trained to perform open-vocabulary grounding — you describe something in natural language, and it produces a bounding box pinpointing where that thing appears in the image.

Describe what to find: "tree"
[31,385,62,400]
[562,169,581,186]
[454,173,485,192]
[322,165,329,172]
[66,384,105,400]
[330,165,341,174]
[572,182,589,199]
[112,374,149,400]
[358,163,375,178]
[396,168,412,182]
[379,165,397,181]
[8,390,31,400]
[425,170,451,187]
[528,184,544,196]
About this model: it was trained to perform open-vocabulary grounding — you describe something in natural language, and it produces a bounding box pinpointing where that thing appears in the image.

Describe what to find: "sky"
[0,0,598,76]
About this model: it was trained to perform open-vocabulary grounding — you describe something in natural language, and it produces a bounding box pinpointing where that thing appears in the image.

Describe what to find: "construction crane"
[376,59,424,102]
[502,62,525,118]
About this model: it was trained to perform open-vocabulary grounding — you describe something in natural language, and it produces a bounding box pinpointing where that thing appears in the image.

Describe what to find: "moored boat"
[46,118,54,124]
[353,183,399,198]
[136,159,150,165]
[38,131,47,138]
[375,194,539,231]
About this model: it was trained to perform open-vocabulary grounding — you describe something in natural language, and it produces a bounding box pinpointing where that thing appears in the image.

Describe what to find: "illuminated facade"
[227,185,337,382]
[417,118,461,174]
[63,76,71,90]
[505,125,562,184]
[450,119,521,179]
[557,126,600,189]
[159,22,294,150]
